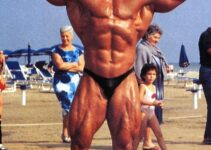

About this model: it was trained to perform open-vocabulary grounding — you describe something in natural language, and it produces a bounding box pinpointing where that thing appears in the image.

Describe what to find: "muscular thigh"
[107,72,141,135]
[69,74,107,135]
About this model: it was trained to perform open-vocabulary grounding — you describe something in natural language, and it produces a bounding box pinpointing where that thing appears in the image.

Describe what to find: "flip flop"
[143,145,160,150]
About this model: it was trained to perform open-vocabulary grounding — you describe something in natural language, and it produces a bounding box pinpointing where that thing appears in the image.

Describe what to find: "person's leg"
[63,114,68,137]
[0,94,2,119]
[0,94,2,145]
[69,75,107,150]
[143,127,154,147]
[141,109,159,150]
[203,85,211,141]
[107,72,141,150]
[200,66,211,143]
[140,112,148,141]
[0,93,6,150]
[144,76,164,148]
[149,115,167,150]
[54,73,81,143]
[61,111,70,143]
[53,87,72,142]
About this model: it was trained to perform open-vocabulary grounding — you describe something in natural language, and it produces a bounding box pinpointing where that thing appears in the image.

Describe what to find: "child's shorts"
[141,107,155,120]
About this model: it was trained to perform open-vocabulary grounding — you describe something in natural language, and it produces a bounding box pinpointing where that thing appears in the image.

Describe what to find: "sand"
[1,81,210,150]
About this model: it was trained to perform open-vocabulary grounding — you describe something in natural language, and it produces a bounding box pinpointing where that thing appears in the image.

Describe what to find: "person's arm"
[205,37,211,55]
[149,0,185,13]
[162,53,171,73]
[208,48,211,55]
[0,55,5,76]
[140,84,163,106]
[140,84,155,105]
[135,43,151,81]
[52,53,78,72]
[68,54,85,72]
[47,0,66,6]
[200,30,211,55]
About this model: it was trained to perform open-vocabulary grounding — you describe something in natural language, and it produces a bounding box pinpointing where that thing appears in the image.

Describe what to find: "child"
[139,64,167,150]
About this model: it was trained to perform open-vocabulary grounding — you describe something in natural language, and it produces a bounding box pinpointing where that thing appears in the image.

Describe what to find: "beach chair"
[26,66,41,85]
[34,61,53,92]
[4,61,29,92]
[165,72,177,85]
[6,61,28,81]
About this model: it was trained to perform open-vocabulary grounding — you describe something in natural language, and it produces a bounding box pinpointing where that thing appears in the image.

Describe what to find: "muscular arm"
[150,0,185,12]
[47,0,66,6]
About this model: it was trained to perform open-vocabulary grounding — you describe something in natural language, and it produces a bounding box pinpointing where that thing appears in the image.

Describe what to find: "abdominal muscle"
[67,1,152,78]
[80,18,140,78]
[84,48,135,78]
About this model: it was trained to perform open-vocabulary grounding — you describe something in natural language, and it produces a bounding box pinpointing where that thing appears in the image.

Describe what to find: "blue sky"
[0,0,210,63]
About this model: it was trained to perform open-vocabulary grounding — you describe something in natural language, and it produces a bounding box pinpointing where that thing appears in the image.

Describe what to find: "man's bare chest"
[75,0,144,18]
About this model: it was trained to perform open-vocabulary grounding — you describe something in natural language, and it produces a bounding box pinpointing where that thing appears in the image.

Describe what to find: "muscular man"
[47,0,185,149]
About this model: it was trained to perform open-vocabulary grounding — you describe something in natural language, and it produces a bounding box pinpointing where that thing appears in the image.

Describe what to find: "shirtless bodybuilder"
[47,0,185,149]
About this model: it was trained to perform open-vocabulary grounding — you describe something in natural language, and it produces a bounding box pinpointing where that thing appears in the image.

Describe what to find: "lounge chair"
[34,61,53,92]
[4,61,29,92]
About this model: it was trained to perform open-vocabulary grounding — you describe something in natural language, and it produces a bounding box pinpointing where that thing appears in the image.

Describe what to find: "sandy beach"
[1,78,210,150]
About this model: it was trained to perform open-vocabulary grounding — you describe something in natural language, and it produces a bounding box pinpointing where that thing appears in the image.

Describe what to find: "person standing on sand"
[139,64,166,150]
[198,27,211,145]
[134,24,170,150]
[47,0,185,149]
[52,25,85,143]
[0,50,6,150]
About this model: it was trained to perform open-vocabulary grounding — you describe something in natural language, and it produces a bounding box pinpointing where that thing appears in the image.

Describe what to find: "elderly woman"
[134,24,169,150]
[52,25,85,143]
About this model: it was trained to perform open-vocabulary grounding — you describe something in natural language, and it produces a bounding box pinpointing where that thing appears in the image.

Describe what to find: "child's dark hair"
[140,64,157,81]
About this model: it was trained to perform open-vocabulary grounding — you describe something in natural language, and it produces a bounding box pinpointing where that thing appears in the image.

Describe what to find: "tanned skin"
[47,0,185,149]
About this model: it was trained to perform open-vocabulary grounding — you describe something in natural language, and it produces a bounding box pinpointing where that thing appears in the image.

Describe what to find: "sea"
[170,62,200,72]
[10,56,200,73]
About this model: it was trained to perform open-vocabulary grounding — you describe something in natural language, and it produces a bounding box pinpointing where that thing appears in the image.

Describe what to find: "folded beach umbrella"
[179,44,190,68]
[34,43,84,56]
[2,49,13,56]
[8,48,36,58]
[27,44,32,66]
[34,47,52,56]
[8,49,28,57]
[7,45,36,67]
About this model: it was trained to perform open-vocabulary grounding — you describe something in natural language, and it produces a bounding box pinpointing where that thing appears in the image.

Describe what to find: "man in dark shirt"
[199,27,211,144]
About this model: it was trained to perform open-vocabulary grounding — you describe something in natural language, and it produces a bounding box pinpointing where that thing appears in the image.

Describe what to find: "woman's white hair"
[60,25,73,35]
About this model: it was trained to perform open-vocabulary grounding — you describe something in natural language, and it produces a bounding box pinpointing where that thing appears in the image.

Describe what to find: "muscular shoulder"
[146,0,185,12]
